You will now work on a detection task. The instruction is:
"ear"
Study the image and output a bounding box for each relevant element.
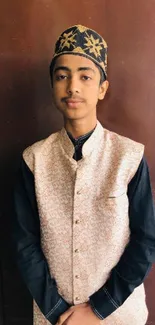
[98,80,109,100]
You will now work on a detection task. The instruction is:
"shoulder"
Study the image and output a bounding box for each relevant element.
[102,127,145,181]
[103,127,144,156]
[23,131,60,172]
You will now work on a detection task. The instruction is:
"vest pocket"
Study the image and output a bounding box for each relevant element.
[107,191,126,199]
[96,189,126,201]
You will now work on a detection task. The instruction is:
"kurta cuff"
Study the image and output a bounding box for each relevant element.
[89,285,118,320]
[46,297,70,324]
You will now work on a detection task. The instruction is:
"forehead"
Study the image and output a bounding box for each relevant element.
[54,54,98,71]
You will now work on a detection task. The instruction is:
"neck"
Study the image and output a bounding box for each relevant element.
[64,116,97,138]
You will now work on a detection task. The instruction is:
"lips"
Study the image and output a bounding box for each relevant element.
[65,99,83,104]
[64,98,84,108]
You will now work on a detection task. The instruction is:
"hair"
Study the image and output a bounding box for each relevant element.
[49,57,106,87]
[97,65,106,85]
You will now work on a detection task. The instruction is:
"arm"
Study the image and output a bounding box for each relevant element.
[89,157,155,320]
[12,158,70,324]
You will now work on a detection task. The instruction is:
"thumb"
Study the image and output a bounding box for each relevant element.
[62,312,73,325]
[56,309,73,325]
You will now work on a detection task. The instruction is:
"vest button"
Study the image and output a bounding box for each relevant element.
[75,297,80,301]
[74,249,79,253]
[75,275,80,279]
[75,219,80,224]
[77,190,82,195]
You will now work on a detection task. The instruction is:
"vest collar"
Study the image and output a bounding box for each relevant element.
[59,120,104,159]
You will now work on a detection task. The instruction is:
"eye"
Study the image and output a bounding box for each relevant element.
[81,75,92,81]
[55,74,68,81]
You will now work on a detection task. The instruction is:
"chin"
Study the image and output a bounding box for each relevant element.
[58,107,87,120]
[64,113,86,120]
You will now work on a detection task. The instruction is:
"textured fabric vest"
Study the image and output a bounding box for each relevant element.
[23,121,148,325]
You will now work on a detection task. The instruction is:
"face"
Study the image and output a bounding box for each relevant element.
[52,54,109,121]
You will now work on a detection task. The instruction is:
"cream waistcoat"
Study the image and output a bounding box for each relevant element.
[23,121,148,325]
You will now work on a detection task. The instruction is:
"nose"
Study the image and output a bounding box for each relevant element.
[66,77,80,96]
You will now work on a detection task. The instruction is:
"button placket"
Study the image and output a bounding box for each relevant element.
[76,189,82,195]
[72,168,84,304]
[75,296,80,302]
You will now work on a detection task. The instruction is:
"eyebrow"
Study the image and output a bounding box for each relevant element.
[54,66,95,74]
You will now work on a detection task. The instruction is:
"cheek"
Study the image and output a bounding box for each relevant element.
[86,85,99,102]
[88,82,99,92]
[53,85,63,101]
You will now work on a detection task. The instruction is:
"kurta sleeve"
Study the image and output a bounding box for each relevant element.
[12,158,70,324]
[89,157,155,320]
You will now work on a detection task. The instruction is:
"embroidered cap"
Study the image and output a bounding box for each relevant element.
[50,25,108,79]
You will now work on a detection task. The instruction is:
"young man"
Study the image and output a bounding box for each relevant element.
[13,25,155,325]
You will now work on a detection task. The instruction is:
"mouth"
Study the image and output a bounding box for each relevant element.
[65,99,83,103]
[64,99,84,107]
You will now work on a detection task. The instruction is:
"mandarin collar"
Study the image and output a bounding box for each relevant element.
[59,120,104,160]
[67,128,95,146]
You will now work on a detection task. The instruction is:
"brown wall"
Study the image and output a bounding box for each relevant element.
[0,1,155,324]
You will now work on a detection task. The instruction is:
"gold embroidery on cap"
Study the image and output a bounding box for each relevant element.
[60,31,77,50]
[51,25,108,77]
[72,46,85,54]
[105,53,108,65]
[84,34,103,58]
[77,25,88,33]
[102,39,108,49]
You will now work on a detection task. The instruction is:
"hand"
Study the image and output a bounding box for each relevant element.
[56,304,82,325]
[56,302,101,325]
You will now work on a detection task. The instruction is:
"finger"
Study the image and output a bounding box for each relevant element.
[61,312,73,325]
[56,310,73,325]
